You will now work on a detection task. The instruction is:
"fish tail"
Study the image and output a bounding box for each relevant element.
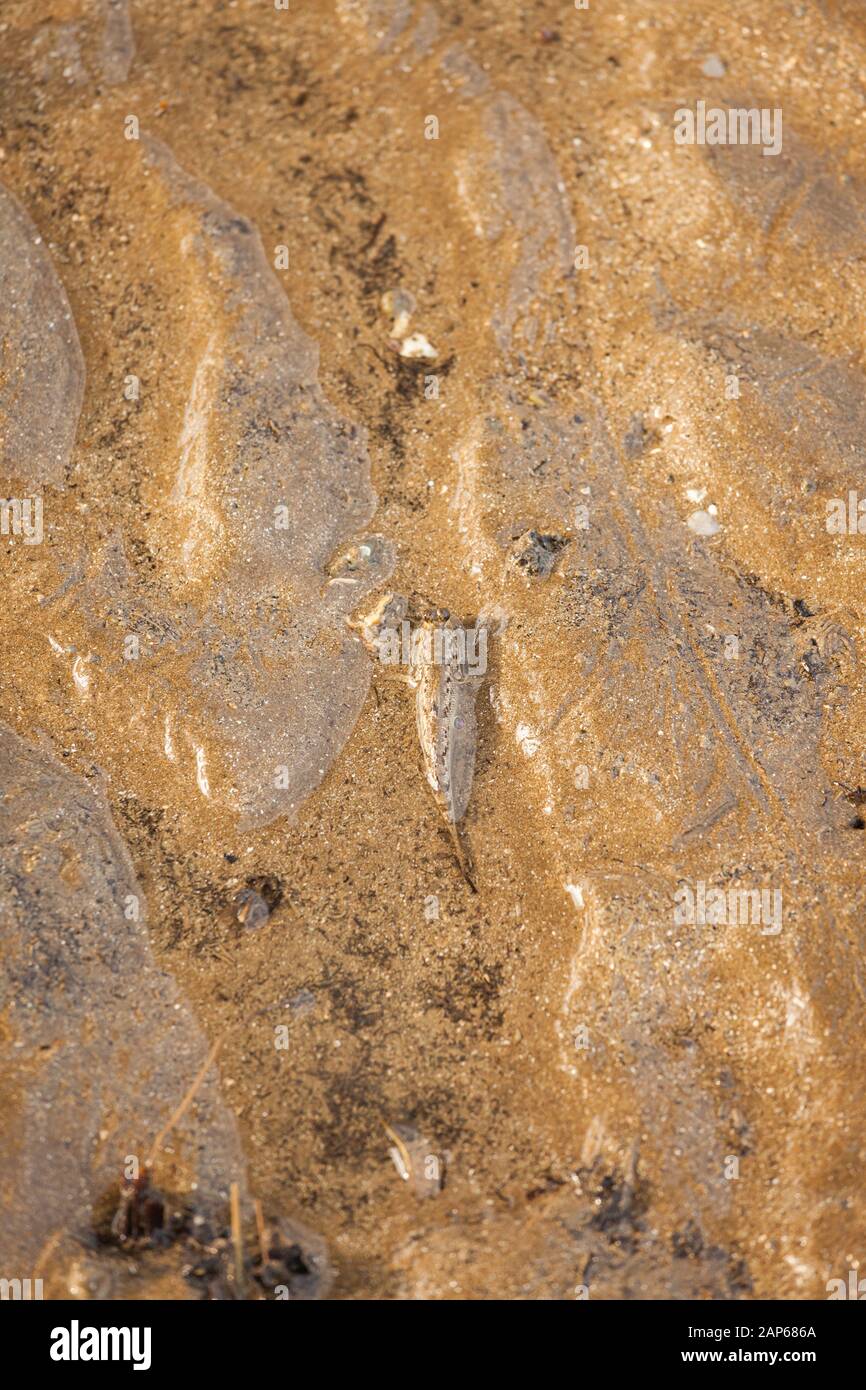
[448,821,477,893]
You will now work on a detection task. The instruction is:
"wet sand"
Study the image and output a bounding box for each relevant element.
[1,0,866,1299]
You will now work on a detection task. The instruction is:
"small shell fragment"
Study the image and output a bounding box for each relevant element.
[399,332,437,360]
[233,888,270,930]
[385,1122,445,1198]
[382,287,416,340]
[687,509,721,537]
[325,534,396,590]
[349,590,408,653]
[381,288,437,359]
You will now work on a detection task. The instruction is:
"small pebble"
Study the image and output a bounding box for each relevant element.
[701,54,726,78]
[234,888,270,930]
[687,509,721,537]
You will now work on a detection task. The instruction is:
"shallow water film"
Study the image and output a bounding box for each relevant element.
[1,0,866,1310]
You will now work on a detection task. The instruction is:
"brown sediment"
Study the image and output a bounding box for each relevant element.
[1,0,866,1300]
